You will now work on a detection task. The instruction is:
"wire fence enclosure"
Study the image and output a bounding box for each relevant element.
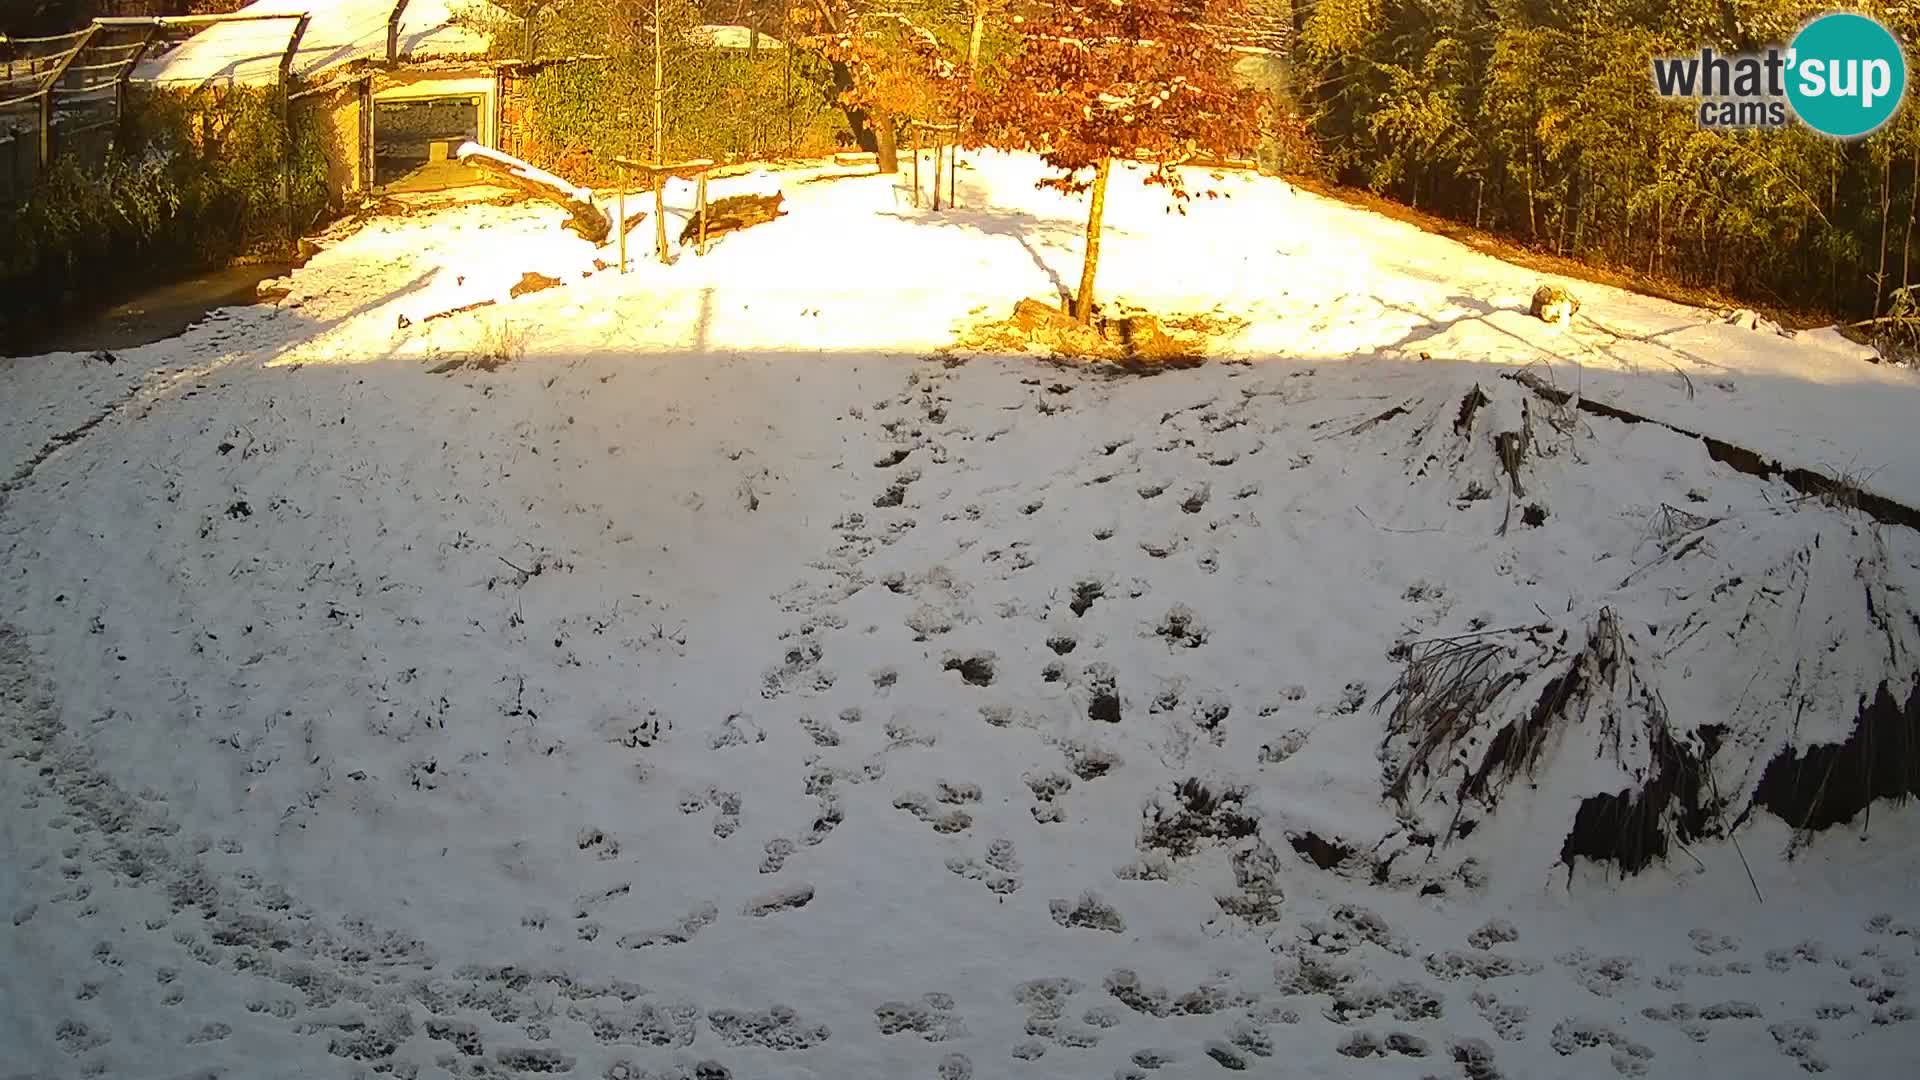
[0,11,330,350]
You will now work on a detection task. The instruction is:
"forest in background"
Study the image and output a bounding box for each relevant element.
[1295,0,1920,322]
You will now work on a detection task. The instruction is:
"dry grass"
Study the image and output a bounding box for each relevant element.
[952,299,1246,373]
[1377,633,1532,806]
[472,319,530,372]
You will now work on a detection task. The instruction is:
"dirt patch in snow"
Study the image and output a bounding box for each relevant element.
[951,299,1241,371]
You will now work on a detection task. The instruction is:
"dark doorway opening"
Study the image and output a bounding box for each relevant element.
[373,96,482,191]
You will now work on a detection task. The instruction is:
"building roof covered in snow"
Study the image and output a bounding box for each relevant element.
[134,0,497,89]
[686,24,785,52]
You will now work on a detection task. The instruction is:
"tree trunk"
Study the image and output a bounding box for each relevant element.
[1876,154,1892,316]
[1904,144,1917,291]
[875,112,898,174]
[652,0,665,164]
[1073,157,1112,324]
[969,4,987,71]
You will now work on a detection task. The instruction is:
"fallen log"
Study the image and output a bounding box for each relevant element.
[679,192,786,246]
[456,142,610,244]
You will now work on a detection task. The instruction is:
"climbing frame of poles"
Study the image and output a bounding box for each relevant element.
[0,10,317,253]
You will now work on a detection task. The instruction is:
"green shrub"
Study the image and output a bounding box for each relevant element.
[518,50,854,184]
[0,83,329,348]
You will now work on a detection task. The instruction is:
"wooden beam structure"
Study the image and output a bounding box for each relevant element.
[612,156,717,267]
[279,14,313,255]
[37,23,100,169]
[911,120,959,211]
[90,13,317,29]
[387,0,414,64]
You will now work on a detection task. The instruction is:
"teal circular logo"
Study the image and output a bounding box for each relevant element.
[1787,13,1908,138]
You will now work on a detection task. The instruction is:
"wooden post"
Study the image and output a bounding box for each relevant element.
[911,122,920,207]
[279,15,312,256]
[931,133,943,212]
[652,0,664,165]
[360,75,374,192]
[612,156,715,264]
[387,0,412,63]
[696,171,708,255]
[654,173,667,264]
[617,180,627,272]
[117,25,160,129]
[37,23,101,170]
[949,130,957,208]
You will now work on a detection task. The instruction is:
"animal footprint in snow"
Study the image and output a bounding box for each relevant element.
[885,717,937,748]
[941,651,996,686]
[186,1022,232,1045]
[874,992,965,1041]
[762,640,829,699]
[1550,1018,1654,1076]
[1258,729,1310,764]
[1450,1038,1505,1080]
[1204,1042,1248,1070]
[1337,1031,1430,1058]
[1469,919,1520,949]
[247,998,299,1020]
[705,791,743,838]
[1025,771,1074,823]
[1083,663,1121,724]
[55,1018,108,1053]
[1768,1021,1826,1072]
[948,838,1022,895]
[742,883,814,918]
[707,1004,830,1051]
[1058,738,1120,780]
[1690,927,1739,955]
[1472,990,1529,1042]
[874,468,920,508]
[709,714,765,749]
[1223,1019,1275,1059]
[672,788,739,834]
[1154,605,1208,649]
[1014,976,1101,1049]
[895,791,972,833]
[797,714,840,747]
[576,826,620,860]
[615,902,719,949]
[1425,949,1542,981]
[1556,949,1640,997]
[1049,891,1125,933]
[760,838,796,873]
[569,999,702,1048]
[496,1048,575,1073]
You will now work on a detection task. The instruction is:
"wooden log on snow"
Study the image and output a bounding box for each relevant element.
[679,192,787,246]
[455,142,611,244]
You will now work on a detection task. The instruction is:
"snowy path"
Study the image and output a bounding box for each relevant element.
[3,155,1918,1079]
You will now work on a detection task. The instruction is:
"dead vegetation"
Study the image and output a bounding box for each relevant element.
[429,319,531,375]
[1378,611,1727,873]
[952,298,1243,372]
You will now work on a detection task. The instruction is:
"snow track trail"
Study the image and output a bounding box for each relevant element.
[4,154,1918,1079]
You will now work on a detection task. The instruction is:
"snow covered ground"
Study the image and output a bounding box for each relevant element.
[2,153,1917,1080]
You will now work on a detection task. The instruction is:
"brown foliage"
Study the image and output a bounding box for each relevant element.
[974,0,1263,196]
